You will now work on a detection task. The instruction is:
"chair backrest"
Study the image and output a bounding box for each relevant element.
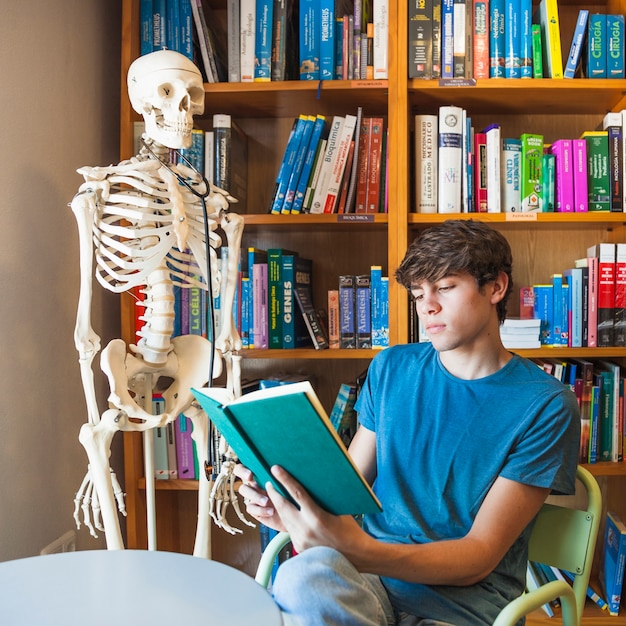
[528,465,602,622]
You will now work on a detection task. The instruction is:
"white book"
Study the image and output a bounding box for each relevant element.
[310,116,345,214]
[240,0,256,82]
[485,123,502,212]
[304,139,328,211]
[373,0,389,79]
[227,0,241,82]
[204,130,214,184]
[320,114,358,213]
[414,115,438,213]
[437,105,464,213]
[501,138,522,212]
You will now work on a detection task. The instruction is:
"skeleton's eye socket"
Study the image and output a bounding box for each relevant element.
[157,83,174,98]
[189,86,205,103]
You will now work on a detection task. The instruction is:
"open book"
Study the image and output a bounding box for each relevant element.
[191,381,382,515]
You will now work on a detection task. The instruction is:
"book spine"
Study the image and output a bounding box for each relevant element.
[339,275,356,348]
[489,0,505,77]
[608,14,626,78]
[533,284,553,344]
[373,0,389,79]
[504,0,521,78]
[473,0,489,78]
[572,138,589,212]
[603,112,623,213]
[294,288,329,349]
[408,0,434,78]
[320,0,335,79]
[531,23,543,77]
[615,243,626,346]
[303,138,328,212]
[175,414,196,479]
[323,114,358,213]
[431,0,442,77]
[438,105,464,213]
[267,249,283,348]
[254,0,273,81]
[140,0,153,54]
[587,256,599,347]
[342,106,363,213]
[280,254,295,348]
[601,513,626,616]
[166,421,178,478]
[240,0,256,82]
[542,152,555,211]
[473,131,488,212]
[441,0,454,77]
[355,117,373,213]
[167,0,181,54]
[327,289,340,348]
[593,243,616,347]
[564,268,583,347]
[282,116,316,214]
[538,0,564,78]
[550,139,575,212]
[485,123,502,213]
[519,0,532,77]
[414,115,438,213]
[227,0,241,81]
[564,9,588,78]
[501,138,521,212]
[310,116,345,213]
[356,274,372,348]
[586,13,607,78]
[582,131,611,211]
[292,115,327,214]
[270,0,286,81]
[240,276,251,348]
[453,0,467,77]
[520,133,544,211]
[299,0,320,79]
[365,117,385,213]
[213,113,232,192]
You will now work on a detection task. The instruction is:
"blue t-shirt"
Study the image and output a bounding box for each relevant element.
[355,342,580,625]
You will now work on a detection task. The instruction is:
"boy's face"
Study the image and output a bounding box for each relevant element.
[411,272,501,353]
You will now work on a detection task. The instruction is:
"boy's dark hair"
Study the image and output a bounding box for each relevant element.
[395,220,513,323]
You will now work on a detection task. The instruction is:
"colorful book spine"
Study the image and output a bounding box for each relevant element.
[581,131,611,212]
[602,112,623,212]
[373,0,389,79]
[542,152,555,211]
[533,0,563,78]
[531,23,543,77]
[473,0,489,78]
[240,0,256,82]
[473,131,488,212]
[608,14,626,78]
[564,9,589,78]
[152,395,169,479]
[339,274,356,348]
[175,414,196,479]
[323,114,358,214]
[615,243,626,346]
[320,0,335,79]
[240,276,251,348]
[589,242,616,347]
[550,139,574,212]
[414,115,439,213]
[140,0,153,54]
[551,273,568,346]
[453,0,468,77]
[572,138,589,212]
[533,284,553,345]
[438,105,464,213]
[484,123,502,213]
[365,117,385,213]
[441,0,455,77]
[408,0,434,78]
[281,115,316,214]
[489,0,505,77]
[299,0,320,79]
[253,0,273,80]
[267,248,283,349]
[291,115,327,214]
[270,116,306,214]
[519,0,532,77]
[355,274,372,348]
[564,267,583,347]
[501,138,521,212]
[504,0,521,78]
[252,257,269,349]
[327,289,340,349]
[520,133,544,211]
[586,13,607,78]
[600,511,626,616]
[280,254,296,348]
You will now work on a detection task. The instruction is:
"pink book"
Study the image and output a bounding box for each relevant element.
[253,261,269,348]
[572,139,589,212]
[587,256,598,347]
[175,414,196,479]
[549,139,574,212]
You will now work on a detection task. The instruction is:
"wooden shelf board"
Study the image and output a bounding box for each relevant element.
[243,213,388,231]
[408,79,626,115]
[240,348,379,360]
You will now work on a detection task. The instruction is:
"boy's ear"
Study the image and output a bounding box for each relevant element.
[490,271,509,304]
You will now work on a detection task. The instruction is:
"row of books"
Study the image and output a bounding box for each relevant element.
[528,512,626,617]
[270,109,387,215]
[409,0,625,81]
[141,0,388,83]
[413,105,626,214]
[533,356,625,464]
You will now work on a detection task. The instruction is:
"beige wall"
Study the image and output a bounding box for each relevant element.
[0,1,123,560]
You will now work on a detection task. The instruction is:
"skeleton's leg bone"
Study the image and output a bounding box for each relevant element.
[78,409,125,549]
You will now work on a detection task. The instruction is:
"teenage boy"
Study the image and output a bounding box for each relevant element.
[236,220,580,626]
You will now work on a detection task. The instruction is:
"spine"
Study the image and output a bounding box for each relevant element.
[520,133,544,212]
[281,254,296,348]
[607,14,625,79]
[320,0,336,79]
[414,115,439,213]
[585,13,607,78]
[373,0,389,79]
[504,0,521,78]
[292,115,328,214]
[281,116,316,214]
[322,114,358,213]
[484,123,502,213]
[441,0,454,77]
[299,0,320,79]
[572,138,589,212]
[240,0,256,82]
[563,9,588,78]
[365,117,385,213]
[550,139,575,212]
[328,289,340,349]
[615,243,626,346]
[310,116,345,213]
[437,105,464,213]
[519,0,532,77]
[489,0,505,77]
[408,0,434,78]
[227,0,241,80]
[453,0,467,77]
[339,275,356,348]
[254,0,273,81]
[472,0,489,78]
[356,275,372,348]
[501,138,521,212]
[473,131,488,212]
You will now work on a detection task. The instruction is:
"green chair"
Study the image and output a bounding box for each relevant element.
[254,466,602,626]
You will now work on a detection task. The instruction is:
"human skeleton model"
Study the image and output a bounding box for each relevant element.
[70,50,252,557]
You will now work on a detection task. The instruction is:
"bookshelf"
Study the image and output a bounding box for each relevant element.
[119,0,626,619]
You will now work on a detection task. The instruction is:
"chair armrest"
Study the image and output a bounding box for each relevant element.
[493,580,577,626]
[255,532,292,588]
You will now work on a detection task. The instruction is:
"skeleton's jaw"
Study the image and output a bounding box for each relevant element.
[144,109,193,150]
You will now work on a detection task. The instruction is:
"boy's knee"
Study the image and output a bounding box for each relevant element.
[274,546,347,593]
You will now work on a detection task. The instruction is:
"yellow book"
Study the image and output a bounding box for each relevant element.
[533,0,564,79]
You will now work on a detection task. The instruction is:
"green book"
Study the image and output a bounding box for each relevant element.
[191,381,382,515]
[581,131,611,212]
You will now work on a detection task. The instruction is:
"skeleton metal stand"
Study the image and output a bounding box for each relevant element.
[71,50,252,557]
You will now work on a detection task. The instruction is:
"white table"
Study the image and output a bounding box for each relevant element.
[0,549,283,625]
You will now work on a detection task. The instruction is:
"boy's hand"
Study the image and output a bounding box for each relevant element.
[234,464,286,532]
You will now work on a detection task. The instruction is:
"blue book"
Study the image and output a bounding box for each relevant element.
[166,0,181,53]
[140,0,153,55]
[607,14,625,78]
[441,0,454,77]
[356,275,372,348]
[564,267,583,347]
[240,276,251,348]
[339,275,356,348]
[519,0,533,77]
[179,0,194,59]
[586,13,607,78]
[282,116,316,214]
[254,0,273,80]
[601,511,626,616]
[533,284,553,345]
[320,0,335,79]
[299,0,320,79]
[152,0,167,51]
[292,115,328,214]
[564,9,589,78]
[552,274,569,346]
[270,116,307,214]
[334,16,344,78]
[504,0,521,78]
[489,0,505,77]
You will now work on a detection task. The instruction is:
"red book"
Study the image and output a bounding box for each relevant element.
[588,243,616,347]
[337,140,356,213]
[355,118,373,213]
[473,131,488,212]
[365,117,384,213]
[519,286,535,318]
[615,243,626,346]
[473,0,490,78]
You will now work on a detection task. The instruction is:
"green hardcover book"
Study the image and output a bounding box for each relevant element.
[581,131,611,211]
[531,23,543,78]
[542,152,555,211]
[191,381,382,515]
[267,248,284,349]
[520,133,544,211]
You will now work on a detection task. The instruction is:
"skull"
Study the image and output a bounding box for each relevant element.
[127,50,205,150]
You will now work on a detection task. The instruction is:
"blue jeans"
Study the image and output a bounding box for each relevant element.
[272,546,454,626]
